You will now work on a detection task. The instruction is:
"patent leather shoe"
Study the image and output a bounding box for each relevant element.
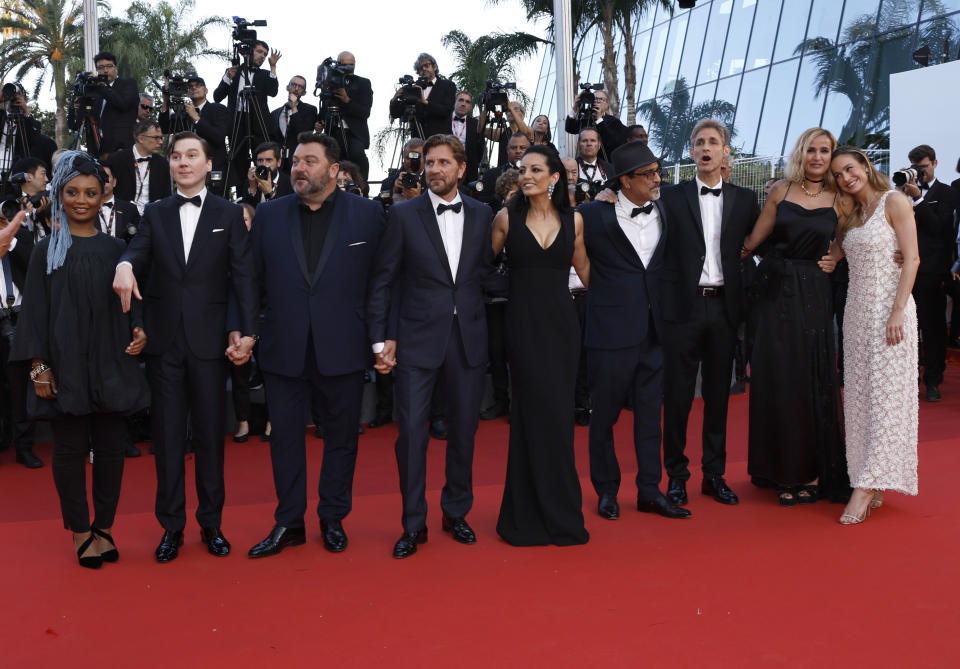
[320,519,348,553]
[637,493,692,519]
[248,525,306,558]
[15,448,42,469]
[200,527,231,556]
[392,528,428,558]
[702,475,739,505]
[428,418,448,440]
[441,516,476,544]
[155,530,184,563]
[667,478,688,506]
[597,494,620,519]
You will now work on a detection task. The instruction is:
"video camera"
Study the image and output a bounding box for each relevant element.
[577,83,604,126]
[315,57,354,99]
[231,16,267,67]
[159,71,194,115]
[1,82,27,114]
[340,179,362,196]
[71,71,109,100]
[396,74,429,106]
[1,172,30,220]
[480,79,516,110]
[892,165,925,188]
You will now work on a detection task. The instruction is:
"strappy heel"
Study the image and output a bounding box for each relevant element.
[870,490,884,509]
[76,533,103,569]
[91,526,119,563]
[797,484,820,504]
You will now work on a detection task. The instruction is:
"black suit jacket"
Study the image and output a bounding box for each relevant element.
[458,115,484,182]
[578,158,614,185]
[92,77,140,154]
[0,111,56,170]
[565,114,628,160]
[913,180,958,275]
[321,75,373,148]
[3,225,33,293]
[271,101,318,163]
[159,101,230,174]
[95,198,141,244]
[659,180,760,327]
[106,150,172,206]
[390,77,456,140]
[213,68,279,138]
[120,193,256,359]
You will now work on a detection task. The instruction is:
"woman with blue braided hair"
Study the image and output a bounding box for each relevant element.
[10,150,150,569]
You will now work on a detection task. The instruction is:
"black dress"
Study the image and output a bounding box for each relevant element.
[496,206,589,546]
[746,198,850,501]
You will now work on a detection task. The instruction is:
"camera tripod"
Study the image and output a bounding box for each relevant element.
[318,101,352,162]
[224,63,274,197]
[66,98,102,156]
[385,104,425,175]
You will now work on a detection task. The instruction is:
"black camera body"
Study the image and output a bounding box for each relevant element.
[481,79,516,110]
[0,305,20,345]
[401,172,421,189]
[340,180,362,196]
[254,165,271,181]
[396,75,424,106]
[577,83,604,126]
[315,57,354,100]
[573,180,594,204]
[1,81,27,114]
[162,70,193,115]
[231,16,267,66]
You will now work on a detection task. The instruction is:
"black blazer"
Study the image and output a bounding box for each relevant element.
[106,150,172,205]
[0,111,56,169]
[565,114,628,160]
[321,75,373,148]
[389,77,456,140]
[159,101,230,174]
[93,77,140,154]
[460,115,484,182]
[4,225,34,293]
[213,68,279,138]
[120,193,256,359]
[95,198,141,244]
[913,180,958,275]
[271,101,318,162]
[581,199,667,348]
[659,180,760,327]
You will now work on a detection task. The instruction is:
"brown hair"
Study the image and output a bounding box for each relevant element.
[423,134,466,166]
[831,146,891,234]
[908,144,936,164]
[170,131,211,159]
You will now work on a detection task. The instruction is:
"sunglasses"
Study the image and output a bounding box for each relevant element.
[140,104,153,111]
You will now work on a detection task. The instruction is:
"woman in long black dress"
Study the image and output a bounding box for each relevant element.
[491,145,590,546]
[11,151,150,568]
[740,128,850,506]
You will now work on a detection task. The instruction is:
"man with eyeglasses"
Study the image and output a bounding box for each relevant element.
[106,120,172,214]
[271,75,317,174]
[89,51,140,155]
[159,76,230,176]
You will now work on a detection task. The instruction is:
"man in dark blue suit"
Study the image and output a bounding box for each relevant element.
[246,133,385,557]
[581,141,690,522]
[367,134,494,559]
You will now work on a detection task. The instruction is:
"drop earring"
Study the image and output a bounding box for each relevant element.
[547,182,555,197]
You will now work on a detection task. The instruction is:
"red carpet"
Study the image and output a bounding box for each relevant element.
[2,367,959,668]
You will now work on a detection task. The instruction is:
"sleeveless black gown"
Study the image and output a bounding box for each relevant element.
[746,198,850,501]
[496,206,589,546]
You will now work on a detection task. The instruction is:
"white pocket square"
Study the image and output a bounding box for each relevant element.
[348,241,366,246]
[212,228,225,232]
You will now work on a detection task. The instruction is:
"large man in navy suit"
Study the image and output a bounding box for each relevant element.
[367,134,494,559]
[581,141,690,523]
[246,134,385,558]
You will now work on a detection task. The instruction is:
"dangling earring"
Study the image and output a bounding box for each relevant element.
[547,182,555,198]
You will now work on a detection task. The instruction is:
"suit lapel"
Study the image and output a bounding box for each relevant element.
[455,199,480,284]
[418,197,454,283]
[650,199,668,266]
[162,198,187,270]
[720,181,735,233]
[683,180,705,242]
[604,205,644,269]
[287,197,310,284]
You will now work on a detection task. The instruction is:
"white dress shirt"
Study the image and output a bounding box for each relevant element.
[579,159,606,184]
[451,112,467,145]
[100,196,117,237]
[428,189,464,282]
[132,145,151,215]
[616,190,661,267]
[912,178,940,206]
[0,249,22,307]
[222,70,277,113]
[696,176,724,286]
[177,187,207,261]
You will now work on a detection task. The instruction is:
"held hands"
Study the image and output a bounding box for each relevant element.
[225,331,255,366]
[113,263,141,313]
[374,340,397,374]
[886,309,906,346]
[126,327,147,356]
[892,249,904,267]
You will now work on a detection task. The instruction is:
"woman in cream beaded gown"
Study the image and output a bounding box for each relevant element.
[830,147,920,524]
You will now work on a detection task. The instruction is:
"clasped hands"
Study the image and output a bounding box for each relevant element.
[225,331,255,366]
[374,340,397,374]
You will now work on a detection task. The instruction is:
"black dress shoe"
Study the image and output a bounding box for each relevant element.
[428,418,448,440]
[393,528,428,558]
[926,384,942,402]
[155,530,184,563]
[479,402,509,421]
[574,408,591,426]
[124,443,142,457]
[367,415,393,428]
[15,448,42,469]
[597,494,620,520]
[441,516,476,544]
[200,527,231,557]
[320,519,348,553]
[248,525,306,558]
[702,476,739,505]
[637,493,692,519]
[667,478,688,506]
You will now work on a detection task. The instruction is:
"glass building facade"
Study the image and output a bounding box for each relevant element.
[532,0,960,162]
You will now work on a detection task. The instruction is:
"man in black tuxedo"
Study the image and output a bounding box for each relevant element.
[159,76,230,176]
[581,141,690,521]
[564,89,627,161]
[367,134,494,559]
[106,120,172,214]
[246,133,385,558]
[659,119,759,508]
[451,90,483,182]
[900,144,958,402]
[576,127,614,189]
[0,88,56,174]
[89,51,140,155]
[318,51,373,181]
[271,75,317,172]
[240,141,293,206]
[97,164,141,243]
[113,131,256,563]
[389,53,456,140]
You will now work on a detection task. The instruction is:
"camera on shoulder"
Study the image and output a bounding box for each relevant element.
[315,57,354,100]
[577,83,604,126]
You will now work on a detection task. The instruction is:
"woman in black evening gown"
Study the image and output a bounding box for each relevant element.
[491,145,590,546]
[11,152,150,568]
[740,128,850,505]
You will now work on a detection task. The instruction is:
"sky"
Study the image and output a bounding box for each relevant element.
[83,0,552,179]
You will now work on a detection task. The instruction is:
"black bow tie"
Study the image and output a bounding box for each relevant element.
[453,115,466,123]
[700,185,722,197]
[631,204,653,217]
[919,181,930,191]
[102,201,114,209]
[176,194,202,208]
[436,202,462,215]
[136,157,151,163]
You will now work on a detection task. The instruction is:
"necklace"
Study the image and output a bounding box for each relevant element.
[800,179,824,197]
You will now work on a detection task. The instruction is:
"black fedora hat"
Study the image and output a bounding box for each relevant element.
[610,141,659,178]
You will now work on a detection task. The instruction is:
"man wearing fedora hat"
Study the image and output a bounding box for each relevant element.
[580,140,690,521]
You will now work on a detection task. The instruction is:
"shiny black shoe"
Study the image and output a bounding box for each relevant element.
[597,494,620,520]
[367,414,393,428]
[702,476,739,505]
[393,528,428,558]
[428,418,448,440]
[124,443,142,457]
[926,384,942,402]
[320,519,348,553]
[637,493,692,519]
[479,402,509,421]
[666,478,688,506]
[441,516,476,544]
[15,448,42,469]
[247,525,306,558]
[155,530,184,563]
[91,526,119,563]
[200,527,231,557]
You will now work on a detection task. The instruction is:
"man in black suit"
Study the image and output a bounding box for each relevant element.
[0,88,56,174]
[89,51,140,155]
[451,90,483,182]
[900,144,958,402]
[367,134,494,559]
[564,89,627,161]
[8,158,51,234]
[581,141,690,522]
[113,131,256,563]
[576,127,614,189]
[97,164,141,243]
[107,120,172,214]
[240,141,293,206]
[271,75,317,173]
[389,53,456,140]
[318,51,373,181]
[160,76,230,176]
[659,119,759,508]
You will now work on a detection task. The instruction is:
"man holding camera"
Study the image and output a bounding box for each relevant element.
[272,75,317,173]
[160,76,230,177]
[9,158,51,236]
[380,137,426,205]
[899,144,958,402]
[88,52,140,155]
[241,141,292,206]
[317,52,373,182]
[389,53,456,140]
[0,85,56,174]
[107,120,172,215]
[564,88,627,160]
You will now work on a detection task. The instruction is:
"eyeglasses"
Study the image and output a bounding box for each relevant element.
[140,104,153,111]
[95,64,116,71]
[289,82,306,90]
[629,168,663,180]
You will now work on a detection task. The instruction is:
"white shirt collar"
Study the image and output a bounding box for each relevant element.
[696,175,723,191]
[427,188,462,211]
[617,190,652,214]
[176,187,208,206]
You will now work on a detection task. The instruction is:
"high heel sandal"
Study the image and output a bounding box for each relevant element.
[839,495,873,525]
[870,490,884,510]
[91,526,119,563]
[797,484,820,504]
[777,487,798,507]
[76,534,103,569]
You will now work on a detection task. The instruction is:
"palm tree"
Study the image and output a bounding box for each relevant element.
[638,76,736,162]
[441,29,543,103]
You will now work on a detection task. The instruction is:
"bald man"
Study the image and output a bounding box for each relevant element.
[320,50,373,180]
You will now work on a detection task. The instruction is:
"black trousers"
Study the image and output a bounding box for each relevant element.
[662,295,737,481]
[230,360,252,423]
[147,325,228,532]
[1,329,35,451]
[374,370,394,420]
[485,301,509,407]
[395,324,485,533]
[913,272,947,386]
[572,293,590,410]
[587,328,664,502]
[50,413,126,532]
[946,275,960,338]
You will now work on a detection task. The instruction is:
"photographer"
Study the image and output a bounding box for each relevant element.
[89,52,141,155]
[380,137,425,204]
[271,75,317,173]
[106,120,172,214]
[388,53,455,139]
[160,76,230,176]
[897,144,958,402]
[241,141,292,206]
[9,157,51,236]
[478,98,531,168]
[564,88,627,160]
[317,52,373,182]
[451,90,483,182]
[0,85,56,176]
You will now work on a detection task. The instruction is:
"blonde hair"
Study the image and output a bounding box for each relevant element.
[784,127,837,184]
[831,146,891,234]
